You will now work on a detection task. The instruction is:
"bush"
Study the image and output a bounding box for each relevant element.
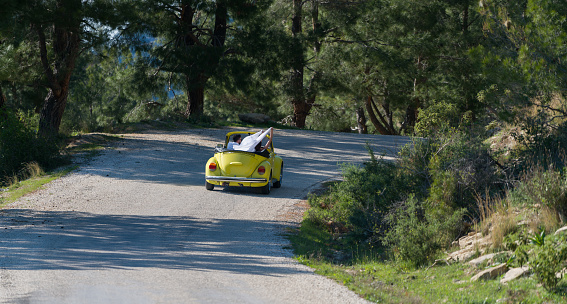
[0,109,61,184]
[515,120,567,174]
[398,130,501,212]
[305,131,501,266]
[507,230,567,290]
[530,234,567,291]
[507,167,567,223]
[306,146,405,245]
[383,195,466,267]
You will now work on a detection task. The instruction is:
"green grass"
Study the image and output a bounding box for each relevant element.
[0,166,77,207]
[1,132,117,208]
[287,219,567,303]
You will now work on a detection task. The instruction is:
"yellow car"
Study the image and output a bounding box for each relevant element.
[205,130,283,194]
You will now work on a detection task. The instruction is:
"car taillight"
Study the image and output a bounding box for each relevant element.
[258,166,265,175]
[209,162,217,171]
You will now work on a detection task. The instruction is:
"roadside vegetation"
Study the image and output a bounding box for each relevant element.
[288,121,567,303]
[2,1,567,302]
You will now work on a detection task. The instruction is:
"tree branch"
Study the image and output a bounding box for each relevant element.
[365,95,390,135]
[35,25,60,93]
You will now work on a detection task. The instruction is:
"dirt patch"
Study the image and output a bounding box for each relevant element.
[279,200,310,225]
[65,133,116,150]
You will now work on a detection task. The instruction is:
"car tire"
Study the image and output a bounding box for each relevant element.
[273,164,283,188]
[205,181,214,191]
[261,173,271,194]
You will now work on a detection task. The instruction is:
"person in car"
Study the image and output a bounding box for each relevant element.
[227,134,242,150]
[254,128,273,158]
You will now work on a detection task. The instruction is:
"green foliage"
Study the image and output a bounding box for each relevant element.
[414,101,459,138]
[530,234,567,291]
[0,109,61,185]
[383,195,466,267]
[306,147,404,245]
[507,167,567,220]
[318,0,487,135]
[478,0,567,129]
[118,0,283,121]
[399,130,500,212]
[515,122,567,174]
[0,0,133,136]
[305,98,357,132]
[507,229,567,291]
[63,47,184,134]
[305,131,500,267]
[531,229,547,246]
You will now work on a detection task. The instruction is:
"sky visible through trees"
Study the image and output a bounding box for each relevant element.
[0,0,565,137]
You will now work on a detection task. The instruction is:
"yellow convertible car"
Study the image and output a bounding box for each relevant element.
[205,129,283,194]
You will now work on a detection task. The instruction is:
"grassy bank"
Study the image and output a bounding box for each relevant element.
[288,218,567,303]
[286,126,567,303]
[0,133,119,208]
[0,166,77,208]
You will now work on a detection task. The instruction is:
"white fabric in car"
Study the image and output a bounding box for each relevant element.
[233,128,272,152]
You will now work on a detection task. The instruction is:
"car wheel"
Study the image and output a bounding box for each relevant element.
[273,164,283,188]
[205,181,214,191]
[261,173,272,194]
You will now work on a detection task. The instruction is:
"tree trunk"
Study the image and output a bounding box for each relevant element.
[289,0,322,128]
[292,98,310,128]
[462,1,469,37]
[0,85,5,109]
[213,1,227,48]
[35,10,80,138]
[356,106,367,134]
[0,85,6,120]
[399,105,418,134]
[399,56,425,135]
[185,77,205,118]
[181,1,227,119]
[365,95,398,135]
[311,0,321,54]
[365,96,390,135]
[38,90,69,138]
[290,0,305,127]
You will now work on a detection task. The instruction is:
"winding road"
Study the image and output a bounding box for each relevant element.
[0,128,410,303]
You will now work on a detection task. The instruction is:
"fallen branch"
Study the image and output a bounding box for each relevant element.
[425,259,450,271]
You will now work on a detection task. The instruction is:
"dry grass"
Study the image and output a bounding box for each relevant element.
[476,193,518,249]
[6,162,44,186]
[528,206,562,234]
[490,212,518,249]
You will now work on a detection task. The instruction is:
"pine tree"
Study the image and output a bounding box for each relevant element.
[478,0,567,125]
[0,0,128,137]
[124,0,275,120]
[319,0,486,135]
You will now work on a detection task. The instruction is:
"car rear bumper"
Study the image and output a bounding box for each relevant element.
[205,176,268,183]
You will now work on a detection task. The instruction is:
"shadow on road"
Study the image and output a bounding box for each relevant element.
[77,129,411,195]
[0,209,304,276]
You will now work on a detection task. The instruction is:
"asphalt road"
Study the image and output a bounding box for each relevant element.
[0,128,410,304]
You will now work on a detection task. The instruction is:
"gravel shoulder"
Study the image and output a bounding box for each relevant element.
[0,127,410,304]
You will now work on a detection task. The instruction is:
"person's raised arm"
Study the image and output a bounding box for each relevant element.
[263,127,273,150]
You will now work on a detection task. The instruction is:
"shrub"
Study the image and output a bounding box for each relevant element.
[530,234,567,291]
[398,130,501,212]
[0,109,61,185]
[306,147,405,245]
[514,121,567,173]
[305,131,500,266]
[507,167,567,223]
[507,230,567,291]
[383,195,467,267]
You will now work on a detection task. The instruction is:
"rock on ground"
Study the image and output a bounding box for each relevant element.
[501,267,531,284]
[471,264,508,282]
